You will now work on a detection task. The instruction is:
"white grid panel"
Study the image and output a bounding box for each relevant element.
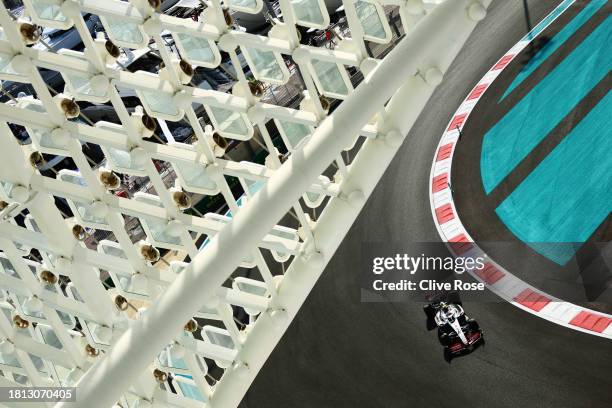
[0,0,474,406]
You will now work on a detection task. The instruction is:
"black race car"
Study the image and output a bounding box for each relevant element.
[424,292,484,362]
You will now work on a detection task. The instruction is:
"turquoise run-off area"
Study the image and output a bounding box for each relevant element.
[480,12,611,265]
[481,14,611,193]
[501,0,606,100]
[495,92,612,265]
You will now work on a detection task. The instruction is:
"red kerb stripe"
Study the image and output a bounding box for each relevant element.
[436,143,454,161]
[448,234,469,243]
[468,83,488,100]
[474,262,505,285]
[514,289,551,312]
[432,173,449,193]
[435,204,455,224]
[492,54,514,70]
[569,311,612,333]
[448,234,473,255]
[447,113,468,131]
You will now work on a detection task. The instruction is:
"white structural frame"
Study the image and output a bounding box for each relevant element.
[0,0,491,407]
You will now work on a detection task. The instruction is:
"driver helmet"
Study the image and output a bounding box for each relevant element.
[440,302,455,322]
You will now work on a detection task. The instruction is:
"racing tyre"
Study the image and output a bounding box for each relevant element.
[423,304,436,319]
[443,349,453,363]
[438,330,453,346]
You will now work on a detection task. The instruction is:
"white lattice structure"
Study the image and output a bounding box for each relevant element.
[0,0,489,406]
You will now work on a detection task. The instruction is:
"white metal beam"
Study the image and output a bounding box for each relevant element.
[61,1,490,406]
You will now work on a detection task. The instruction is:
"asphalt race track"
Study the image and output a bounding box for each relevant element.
[240,1,612,407]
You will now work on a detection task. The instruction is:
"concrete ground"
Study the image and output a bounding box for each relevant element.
[240,1,612,407]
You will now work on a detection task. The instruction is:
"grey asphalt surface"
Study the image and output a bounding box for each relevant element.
[240,1,612,407]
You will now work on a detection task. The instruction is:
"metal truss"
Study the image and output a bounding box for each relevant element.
[0,0,489,406]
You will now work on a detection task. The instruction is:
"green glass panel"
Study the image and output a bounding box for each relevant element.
[311,59,348,95]
[66,74,106,97]
[177,33,216,64]
[174,161,217,191]
[278,120,310,148]
[247,47,283,81]
[291,0,325,25]
[105,17,143,45]
[32,0,67,22]
[210,106,248,136]
[141,91,180,117]
[355,0,386,40]
[229,0,257,9]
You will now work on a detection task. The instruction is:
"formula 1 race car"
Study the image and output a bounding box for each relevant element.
[424,292,484,362]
